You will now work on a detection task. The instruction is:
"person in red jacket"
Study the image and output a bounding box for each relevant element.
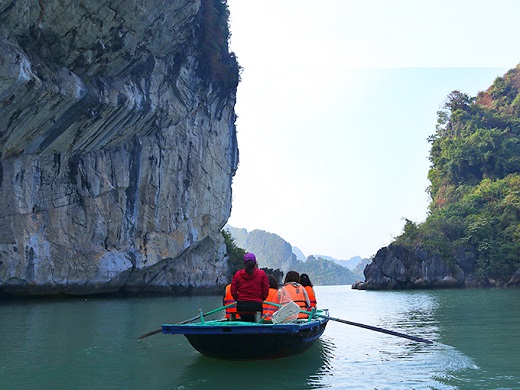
[231,252,269,322]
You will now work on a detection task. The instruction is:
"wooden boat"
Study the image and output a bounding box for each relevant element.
[161,307,329,361]
[142,300,433,353]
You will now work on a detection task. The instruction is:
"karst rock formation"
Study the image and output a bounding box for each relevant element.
[0,0,239,296]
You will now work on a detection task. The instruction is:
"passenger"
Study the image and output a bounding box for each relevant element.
[280,271,310,318]
[222,278,240,320]
[300,273,317,309]
[263,275,281,321]
[231,253,269,322]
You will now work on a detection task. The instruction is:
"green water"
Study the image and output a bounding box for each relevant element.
[1,286,519,389]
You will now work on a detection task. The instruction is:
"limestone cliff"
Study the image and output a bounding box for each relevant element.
[0,0,239,296]
[352,243,475,290]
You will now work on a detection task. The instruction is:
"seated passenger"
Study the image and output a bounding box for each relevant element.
[280,271,310,318]
[223,281,240,320]
[231,253,269,322]
[300,273,317,309]
[263,275,281,321]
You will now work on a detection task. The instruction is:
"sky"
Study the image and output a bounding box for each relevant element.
[225,0,519,260]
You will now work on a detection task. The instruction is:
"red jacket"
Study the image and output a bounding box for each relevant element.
[231,268,269,303]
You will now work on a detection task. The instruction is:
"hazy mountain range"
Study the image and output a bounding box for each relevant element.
[225,225,371,285]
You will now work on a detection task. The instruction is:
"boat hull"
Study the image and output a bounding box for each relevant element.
[162,316,328,360]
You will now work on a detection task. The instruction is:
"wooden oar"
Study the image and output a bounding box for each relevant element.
[137,303,235,340]
[313,313,433,344]
[265,301,433,344]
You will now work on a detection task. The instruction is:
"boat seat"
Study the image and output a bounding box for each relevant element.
[236,310,262,322]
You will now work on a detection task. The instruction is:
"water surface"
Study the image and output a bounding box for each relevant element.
[1,286,520,389]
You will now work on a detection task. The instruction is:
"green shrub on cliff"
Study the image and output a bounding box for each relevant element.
[222,229,245,275]
[395,65,520,283]
[198,0,240,97]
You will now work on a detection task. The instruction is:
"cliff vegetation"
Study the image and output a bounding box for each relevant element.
[387,65,520,287]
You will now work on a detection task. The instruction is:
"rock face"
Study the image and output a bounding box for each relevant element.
[352,244,476,290]
[0,0,239,295]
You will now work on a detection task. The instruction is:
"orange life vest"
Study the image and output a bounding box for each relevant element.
[304,285,317,308]
[223,284,240,319]
[281,282,310,318]
[262,288,280,320]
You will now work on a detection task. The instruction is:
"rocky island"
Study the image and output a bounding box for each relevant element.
[355,68,520,290]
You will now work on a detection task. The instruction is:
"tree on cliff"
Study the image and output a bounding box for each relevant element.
[394,64,520,285]
[222,229,245,276]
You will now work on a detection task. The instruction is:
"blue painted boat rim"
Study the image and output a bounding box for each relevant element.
[161,308,329,336]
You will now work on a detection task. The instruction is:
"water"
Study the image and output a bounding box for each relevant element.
[1,286,520,389]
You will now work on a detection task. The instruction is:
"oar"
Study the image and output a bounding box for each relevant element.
[313,313,433,344]
[265,301,433,344]
[137,303,235,340]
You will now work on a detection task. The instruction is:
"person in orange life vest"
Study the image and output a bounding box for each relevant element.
[222,273,240,320]
[300,273,317,309]
[262,275,281,321]
[280,271,310,318]
[231,253,269,322]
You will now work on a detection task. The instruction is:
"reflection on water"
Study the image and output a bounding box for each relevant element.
[313,286,519,389]
[307,337,336,388]
[172,337,335,390]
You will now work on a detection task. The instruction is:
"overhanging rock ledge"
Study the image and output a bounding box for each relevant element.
[0,0,239,296]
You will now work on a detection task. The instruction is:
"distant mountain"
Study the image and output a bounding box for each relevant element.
[337,256,362,270]
[353,258,372,278]
[225,226,249,244]
[292,246,307,261]
[296,256,360,285]
[224,225,298,272]
[308,255,369,280]
[313,254,336,262]
[310,255,363,271]
[224,225,364,285]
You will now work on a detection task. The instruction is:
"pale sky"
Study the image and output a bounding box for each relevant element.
[225,0,519,260]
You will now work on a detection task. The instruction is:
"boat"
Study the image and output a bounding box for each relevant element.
[161,304,329,360]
